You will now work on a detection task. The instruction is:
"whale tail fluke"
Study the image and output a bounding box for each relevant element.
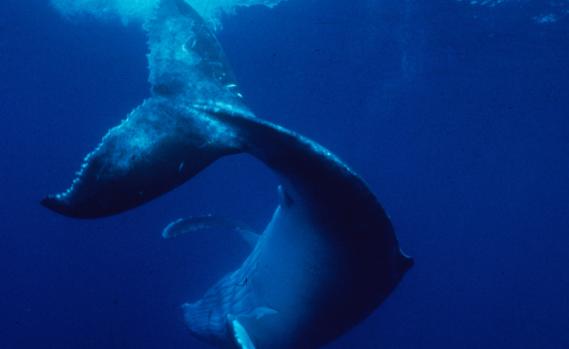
[40,98,247,218]
[42,0,252,218]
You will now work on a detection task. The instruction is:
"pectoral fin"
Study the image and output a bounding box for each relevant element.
[161,215,260,247]
[228,317,256,349]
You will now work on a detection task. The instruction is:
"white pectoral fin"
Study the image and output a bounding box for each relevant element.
[227,307,278,349]
[229,317,256,349]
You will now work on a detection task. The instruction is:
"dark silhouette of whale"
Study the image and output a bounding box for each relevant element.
[42,1,413,348]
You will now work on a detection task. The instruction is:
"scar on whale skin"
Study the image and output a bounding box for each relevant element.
[42,1,413,348]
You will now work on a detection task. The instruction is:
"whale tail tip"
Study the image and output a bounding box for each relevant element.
[41,195,72,217]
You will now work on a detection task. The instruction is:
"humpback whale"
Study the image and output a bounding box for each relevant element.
[42,1,413,348]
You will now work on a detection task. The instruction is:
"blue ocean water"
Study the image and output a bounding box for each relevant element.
[1,0,568,348]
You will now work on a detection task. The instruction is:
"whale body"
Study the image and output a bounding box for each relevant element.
[42,1,413,348]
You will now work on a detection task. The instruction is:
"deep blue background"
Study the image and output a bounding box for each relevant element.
[1,0,568,348]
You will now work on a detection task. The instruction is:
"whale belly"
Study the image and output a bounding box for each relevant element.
[239,204,396,348]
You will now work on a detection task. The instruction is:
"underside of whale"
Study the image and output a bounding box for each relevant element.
[42,1,413,348]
